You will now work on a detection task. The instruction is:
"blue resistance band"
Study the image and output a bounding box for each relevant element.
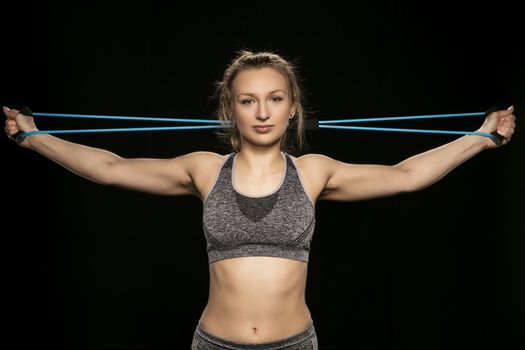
[12,106,504,145]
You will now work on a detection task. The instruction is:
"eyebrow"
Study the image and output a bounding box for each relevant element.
[237,89,287,98]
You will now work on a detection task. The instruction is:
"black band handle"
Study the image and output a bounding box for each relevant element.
[485,105,505,146]
[289,118,319,131]
[11,106,34,144]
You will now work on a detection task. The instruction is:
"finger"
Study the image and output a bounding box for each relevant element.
[499,120,514,130]
[498,129,514,141]
[492,106,514,118]
[6,123,18,133]
[499,119,514,127]
[500,121,515,129]
[500,115,515,123]
[498,106,514,116]
[5,126,14,137]
[3,106,11,118]
[4,107,21,120]
[498,126,513,134]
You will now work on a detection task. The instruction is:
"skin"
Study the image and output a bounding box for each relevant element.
[3,68,516,344]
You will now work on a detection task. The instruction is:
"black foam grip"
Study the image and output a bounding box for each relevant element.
[12,131,24,143]
[490,131,505,146]
[20,106,34,116]
[304,118,319,130]
[289,118,318,130]
[485,105,499,116]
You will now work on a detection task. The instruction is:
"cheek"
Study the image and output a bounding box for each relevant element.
[233,111,250,125]
[233,105,258,121]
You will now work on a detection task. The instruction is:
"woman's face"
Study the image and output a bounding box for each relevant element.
[231,67,295,149]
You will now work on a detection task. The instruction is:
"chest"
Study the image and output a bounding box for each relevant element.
[228,156,323,204]
[195,154,325,205]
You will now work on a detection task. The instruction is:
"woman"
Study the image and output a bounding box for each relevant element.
[4,50,516,349]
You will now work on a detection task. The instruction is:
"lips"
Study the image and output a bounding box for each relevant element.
[253,125,273,133]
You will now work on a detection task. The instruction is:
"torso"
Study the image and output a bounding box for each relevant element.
[191,152,327,344]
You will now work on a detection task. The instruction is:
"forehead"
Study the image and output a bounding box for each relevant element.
[232,67,288,93]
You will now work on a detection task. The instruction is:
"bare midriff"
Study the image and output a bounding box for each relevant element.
[198,256,312,344]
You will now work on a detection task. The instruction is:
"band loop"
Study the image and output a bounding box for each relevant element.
[11,106,503,145]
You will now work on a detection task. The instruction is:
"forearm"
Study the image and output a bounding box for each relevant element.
[27,133,122,184]
[397,135,490,192]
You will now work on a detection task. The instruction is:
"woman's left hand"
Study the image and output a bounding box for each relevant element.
[477,106,516,148]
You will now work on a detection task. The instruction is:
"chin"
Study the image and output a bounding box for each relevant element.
[243,136,283,148]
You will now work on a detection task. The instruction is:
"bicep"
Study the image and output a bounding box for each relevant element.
[319,158,410,201]
[104,153,196,196]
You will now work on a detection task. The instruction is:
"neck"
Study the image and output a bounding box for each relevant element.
[236,145,284,174]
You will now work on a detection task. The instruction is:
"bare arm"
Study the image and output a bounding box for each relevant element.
[4,106,198,196]
[319,106,516,201]
[26,134,200,196]
[399,134,490,191]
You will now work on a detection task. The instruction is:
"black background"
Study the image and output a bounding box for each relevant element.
[2,1,524,349]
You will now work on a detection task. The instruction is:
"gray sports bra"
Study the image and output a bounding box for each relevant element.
[202,151,316,264]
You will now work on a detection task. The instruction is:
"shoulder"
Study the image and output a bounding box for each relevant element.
[289,152,338,173]
[179,151,232,201]
[182,151,230,173]
[287,153,339,202]
[183,150,227,162]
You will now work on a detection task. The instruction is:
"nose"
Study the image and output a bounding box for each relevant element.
[256,101,270,120]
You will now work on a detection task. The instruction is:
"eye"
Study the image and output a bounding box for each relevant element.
[271,96,283,102]
[240,99,253,105]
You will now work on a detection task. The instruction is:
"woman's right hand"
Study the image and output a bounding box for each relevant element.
[3,106,39,149]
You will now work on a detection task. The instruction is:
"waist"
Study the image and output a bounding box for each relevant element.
[205,287,308,319]
[199,300,312,343]
[201,256,310,341]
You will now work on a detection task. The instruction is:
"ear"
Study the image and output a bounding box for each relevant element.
[290,106,297,118]
[226,106,234,120]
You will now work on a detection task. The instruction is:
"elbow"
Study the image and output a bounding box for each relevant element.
[395,164,419,193]
[95,171,113,186]
[399,168,435,194]
[95,160,118,186]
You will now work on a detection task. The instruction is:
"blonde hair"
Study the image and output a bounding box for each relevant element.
[212,50,311,155]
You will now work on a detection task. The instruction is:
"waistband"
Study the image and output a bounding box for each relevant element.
[195,319,315,349]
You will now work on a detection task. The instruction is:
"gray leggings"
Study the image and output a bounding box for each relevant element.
[191,319,318,349]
